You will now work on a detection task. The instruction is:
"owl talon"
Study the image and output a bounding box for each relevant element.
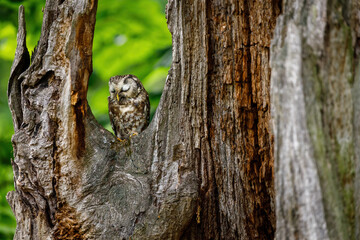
[117,137,126,143]
[129,132,138,138]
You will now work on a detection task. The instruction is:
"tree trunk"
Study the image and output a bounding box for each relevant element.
[7,0,280,239]
[8,0,360,239]
[10,0,360,239]
[166,0,281,238]
[271,0,360,239]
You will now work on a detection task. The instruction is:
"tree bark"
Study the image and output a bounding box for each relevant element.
[171,1,280,238]
[9,0,360,239]
[271,0,360,239]
[7,0,280,239]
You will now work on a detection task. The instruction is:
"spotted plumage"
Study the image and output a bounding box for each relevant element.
[108,74,150,140]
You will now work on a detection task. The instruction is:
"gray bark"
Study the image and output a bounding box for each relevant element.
[271,0,360,239]
[7,1,197,239]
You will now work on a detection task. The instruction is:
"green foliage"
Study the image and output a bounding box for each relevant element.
[0,0,171,238]
[90,0,171,130]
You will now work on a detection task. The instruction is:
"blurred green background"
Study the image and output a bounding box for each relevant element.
[0,0,171,238]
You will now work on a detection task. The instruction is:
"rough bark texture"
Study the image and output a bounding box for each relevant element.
[170,1,280,239]
[7,0,198,239]
[7,0,280,239]
[271,0,360,239]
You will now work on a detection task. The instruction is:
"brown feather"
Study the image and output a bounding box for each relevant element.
[108,75,150,139]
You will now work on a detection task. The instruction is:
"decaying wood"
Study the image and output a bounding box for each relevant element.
[271,0,359,239]
[7,0,198,239]
[6,0,281,239]
[8,5,29,131]
[169,1,280,238]
[4,1,184,239]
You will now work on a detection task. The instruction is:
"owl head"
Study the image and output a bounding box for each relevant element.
[109,74,142,102]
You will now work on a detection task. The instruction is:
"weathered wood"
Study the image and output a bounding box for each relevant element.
[271,0,359,239]
[7,1,198,239]
[168,0,280,238]
[7,0,281,239]
[8,5,29,130]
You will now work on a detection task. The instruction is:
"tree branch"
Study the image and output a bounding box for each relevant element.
[8,5,29,130]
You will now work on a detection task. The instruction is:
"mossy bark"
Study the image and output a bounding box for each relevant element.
[271,0,359,239]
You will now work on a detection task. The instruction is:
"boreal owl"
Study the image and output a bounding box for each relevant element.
[108,74,150,140]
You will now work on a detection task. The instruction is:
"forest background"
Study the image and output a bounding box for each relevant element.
[0,0,171,238]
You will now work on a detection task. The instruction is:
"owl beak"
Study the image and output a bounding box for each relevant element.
[116,93,120,102]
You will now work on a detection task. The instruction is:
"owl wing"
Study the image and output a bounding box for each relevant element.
[137,90,150,130]
[145,92,150,126]
[108,97,118,137]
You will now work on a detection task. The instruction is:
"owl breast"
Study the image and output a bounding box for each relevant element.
[108,96,149,140]
[119,105,135,113]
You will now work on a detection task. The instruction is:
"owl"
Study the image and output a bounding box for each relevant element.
[108,74,150,140]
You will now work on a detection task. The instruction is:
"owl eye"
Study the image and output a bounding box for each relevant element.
[121,85,130,92]
[110,89,115,93]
